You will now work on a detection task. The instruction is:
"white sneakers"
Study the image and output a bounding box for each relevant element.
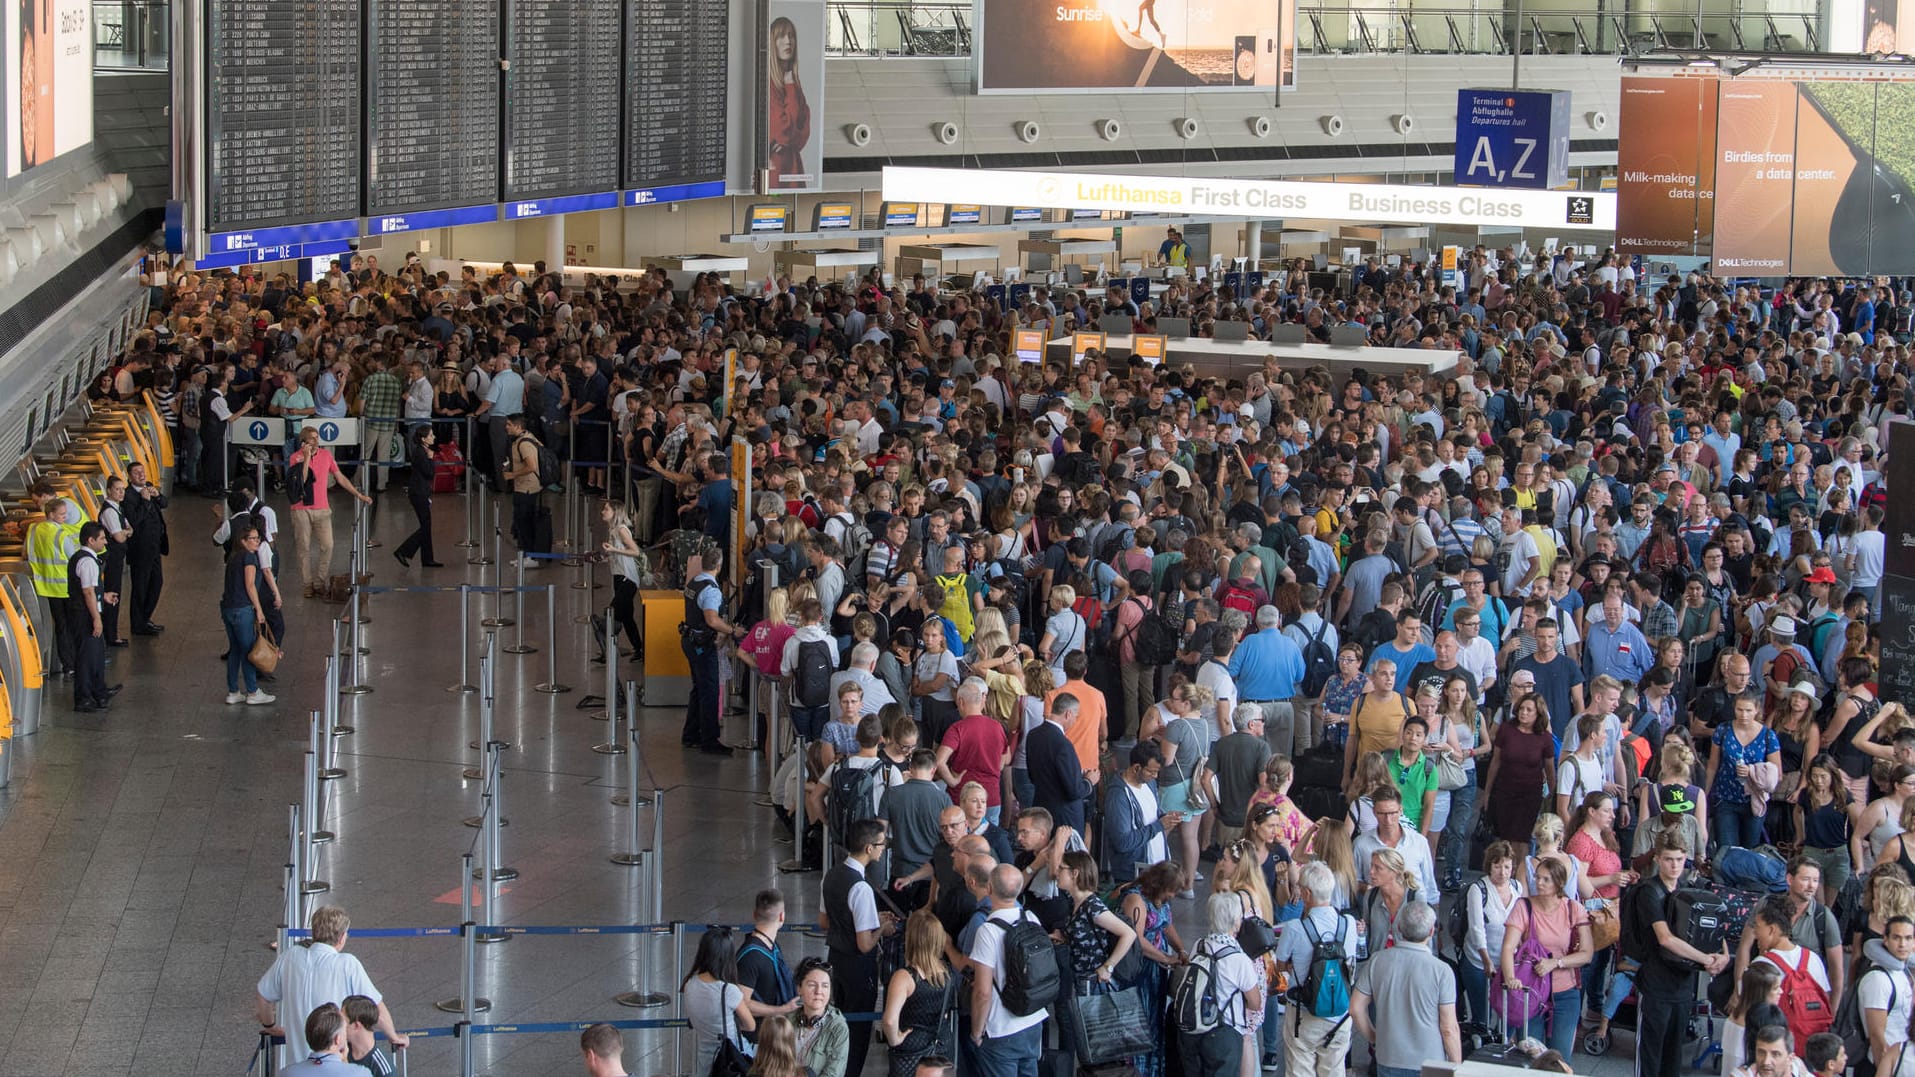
[226,691,244,704]
[228,690,276,705]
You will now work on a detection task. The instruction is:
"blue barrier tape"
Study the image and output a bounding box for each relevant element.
[286,927,457,938]
[521,552,574,561]
[569,461,613,468]
[470,1019,690,1036]
[352,584,547,595]
[489,924,675,937]
[393,1026,459,1040]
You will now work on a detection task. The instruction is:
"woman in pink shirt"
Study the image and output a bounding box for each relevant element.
[286,426,371,598]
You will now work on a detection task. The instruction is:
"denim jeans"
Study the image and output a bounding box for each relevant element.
[1523,986,1583,1058]
[223,607,258,693]
[1377,1066,1422,1077]
[973,1022,1042,1077]
[1458,958,1489,1028]
[1441,775,1480,882]
[1583,942,1614,1015]
[1711,800,1763,853]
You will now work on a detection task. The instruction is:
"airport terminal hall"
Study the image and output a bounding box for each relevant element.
[9,2,1915,1076]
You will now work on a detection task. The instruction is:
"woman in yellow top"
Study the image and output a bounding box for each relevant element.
[1344,660,1413,796]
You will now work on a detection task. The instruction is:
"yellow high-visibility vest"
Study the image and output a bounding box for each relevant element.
[27,520,79,599]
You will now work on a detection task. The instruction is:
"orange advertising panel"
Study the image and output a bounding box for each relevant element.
[1790,82,1915,277]
[1070,332,1106,365]
[1131,334,1167,364]
[1711,81,1797,275]
[1616,76,1717,257]
[1014,329,1046,363]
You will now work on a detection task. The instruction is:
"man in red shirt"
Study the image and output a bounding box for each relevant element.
[938,679,1010,823]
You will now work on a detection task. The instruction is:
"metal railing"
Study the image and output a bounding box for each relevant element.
[822,1,1821,58]
[93,0,169,70]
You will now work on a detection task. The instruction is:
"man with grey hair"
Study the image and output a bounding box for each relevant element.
[1211,702,1272,847]
[1272,863,1361,1077]
[1179,892,1265,1077]
[1352,900,1461,1077]
[938,679,1009,822]
[829,641,894,717]
[1229,604,1305,757]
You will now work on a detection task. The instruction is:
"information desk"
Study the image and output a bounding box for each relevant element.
[774,249,880,277]
[1340,225,1430,250]
[1019,238,1118,263]
[1042,334,1460,381]
[641,254,750,275]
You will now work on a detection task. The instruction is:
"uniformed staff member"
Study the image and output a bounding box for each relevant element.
[28,495,83,676]
[681,544,742,755]
[123,459,169,635]
[67,521,117,712]
[98,476,132,647]
[821,817,899,1077]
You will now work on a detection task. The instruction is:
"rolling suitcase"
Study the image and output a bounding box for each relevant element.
[1666,887,1733,970]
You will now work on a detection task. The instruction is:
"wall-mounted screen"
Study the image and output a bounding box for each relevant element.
[977,0,1295,93]
[947,204,983,225]
[815,202,856,229]
[1014,329,1046,362]
[883,202,920,227]
[6,0,93,176]
[748,204,791,233]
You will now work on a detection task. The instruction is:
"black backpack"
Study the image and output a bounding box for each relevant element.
[1125,599,1180,667]
[1835,959,1891,1066]
[995,909,1062,1017]
[1446,878,1487,959]
[793,639,834,708]
[519,434,561,489]
[1298,617,1337,698]
[1413,577,1461,645]
[827,762,881,846]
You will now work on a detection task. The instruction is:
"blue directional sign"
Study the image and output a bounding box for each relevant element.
[208,219,360,254]
[626,180,726,207]
[370,205,502,235]
[1454,89,1572,190]
[249,421,271,441]
[505,192,619,219]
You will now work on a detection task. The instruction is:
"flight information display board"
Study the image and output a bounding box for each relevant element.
[623,0,729,190]
[367,0,501,217]
[504,0,621,201]
[205,0,361,231]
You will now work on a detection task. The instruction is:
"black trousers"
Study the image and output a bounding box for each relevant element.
[682,640,721,747]
[69,621,105,705]
[47,599,73,673]
[611,575,641,655]
[396,491,434,562]
[828,945,880,1077]
[101,546,125,641]
[511,491,541,552]
[129,549,163,630]
[1635,992,1690,1077]
[1177,1025,1243,1077]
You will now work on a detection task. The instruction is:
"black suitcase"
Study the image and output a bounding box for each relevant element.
[1666,886,1732,970]
[1293,742,1343,790]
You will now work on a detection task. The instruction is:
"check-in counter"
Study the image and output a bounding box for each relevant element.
[640,589,691,706]
[1043,332,1461,381]
[0,572,40,744]
[774,249,880,279]
[895,243,1001,281]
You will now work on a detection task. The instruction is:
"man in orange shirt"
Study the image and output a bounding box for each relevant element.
[1045,652,1108,772]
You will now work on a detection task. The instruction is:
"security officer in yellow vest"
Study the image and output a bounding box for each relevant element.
[1157,227,1191,268]
[67,521,118,712]
[28,495,84,677]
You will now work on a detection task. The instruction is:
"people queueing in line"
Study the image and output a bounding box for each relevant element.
[138,246,1913,1075]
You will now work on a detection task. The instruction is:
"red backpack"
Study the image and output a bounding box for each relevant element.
[1218,584,1257,615]
[1766,946,1834,1055]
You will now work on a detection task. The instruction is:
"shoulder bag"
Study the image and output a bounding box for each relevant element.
[1434,714,1469,791]
[248,621,282,675]
[1489,897,1553,1024]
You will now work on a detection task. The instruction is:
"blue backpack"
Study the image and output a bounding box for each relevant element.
[1291,917,1352,1019]
[1714,846,1788,893]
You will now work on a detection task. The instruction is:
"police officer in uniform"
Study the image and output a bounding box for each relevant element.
[680,544,742,755]
[67,521,118,711]
[28,496,82,676]
[98,476,132,646]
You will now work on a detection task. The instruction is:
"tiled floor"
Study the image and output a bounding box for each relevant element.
[0,485,1653,1076]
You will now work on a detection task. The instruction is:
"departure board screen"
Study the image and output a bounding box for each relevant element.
[503,0,621,201]
[205,0,361,232]
[367,0,501,216]
[623,0,729,190]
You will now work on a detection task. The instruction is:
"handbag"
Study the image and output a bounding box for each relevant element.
[248,621,281,675]
[1070,984,1155,1064]
[1185,755,1212,810]
[1434,714,1471,791]
[708,984,753,1077]
[1233,890,1278,958]
[1489,898,1553,1024]
[1588,898,1620,951]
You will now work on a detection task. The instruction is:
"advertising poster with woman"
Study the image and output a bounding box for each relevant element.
[764,0,824,192]
[7,0,91,176]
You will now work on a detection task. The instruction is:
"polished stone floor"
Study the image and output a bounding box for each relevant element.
[0,485,1651,1077]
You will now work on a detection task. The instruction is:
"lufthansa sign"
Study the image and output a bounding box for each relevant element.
[882,166,1616,230]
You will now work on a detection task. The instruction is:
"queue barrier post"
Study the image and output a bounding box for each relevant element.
[295,795,328,896]
[448,584,476,693]
[435,852,493,1014]
[590,607,618,728]
[611,709,668,1006]
[359,487,379,550]
[467,492,493,567]
[317,702,345,781]
[483,740,518,884]
[673,920,687,1076]
[474,759,507,945]
[503,557,535,655]
[465,634,508,787]
[611,683,647,867]
[284,808,302,930]
[340,550,372,693]
[326,623,353,736]
[458,418,478,550]
[306,718,334,845]
[482,521,512,627]
[534,582,571,693]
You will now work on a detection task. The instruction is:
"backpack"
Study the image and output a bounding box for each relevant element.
[1171,937,1244,1035]
[827,762,882,846]
[995,909,1062,1017]
[287,454,318,507]
[1806,611,1841,657]
[1766,946,1835,1045]
[793,639,834,709]
[1095,525,1133,566]
[1714,846,1788,893]
[840,515,874,570]
[518,434,561,489]
[1446,878,1488,959]
[1413,577,1461,646]
[1836,961,1893,1066]
[1124,599,1181,667]
[1298,617,1337,698]
[1218,583,1257,615]
[1291,917,1353,1019]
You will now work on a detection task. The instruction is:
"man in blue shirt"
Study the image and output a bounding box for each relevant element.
[1228,606,1306,756]
[1368,613,1436,693]
[694,452,734,553]
[1584,592,1651,684]
[476,354,526,489]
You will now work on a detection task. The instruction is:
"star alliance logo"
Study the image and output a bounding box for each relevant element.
[1565,196,1594,225]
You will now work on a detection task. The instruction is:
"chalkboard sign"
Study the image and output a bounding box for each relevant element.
[1879,573,1915,704]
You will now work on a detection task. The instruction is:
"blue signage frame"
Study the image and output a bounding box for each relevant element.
[626,180,726,207]
[208,218,360,255]
[369,205,501,235]
[1453,88,1572,191]
[504,192,619,219]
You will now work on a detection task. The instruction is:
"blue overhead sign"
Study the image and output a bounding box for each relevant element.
[370,205,501,235]
[1453,89,1571,191]
[194,238,356,271]
[208,218,360,255]
[505,192,619,219]
[627,180,726,207]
